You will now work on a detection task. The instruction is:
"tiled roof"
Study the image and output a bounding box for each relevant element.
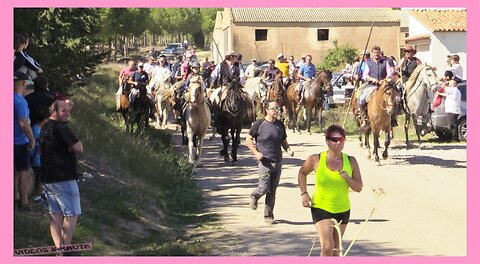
[410,9,466,32]
[230,8,399,23]
[404,34,431,42]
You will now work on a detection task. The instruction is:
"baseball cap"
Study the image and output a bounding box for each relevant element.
[277,53,284,59]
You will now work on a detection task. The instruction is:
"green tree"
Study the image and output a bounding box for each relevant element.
[14,8,107,92]
[319,40,358,72]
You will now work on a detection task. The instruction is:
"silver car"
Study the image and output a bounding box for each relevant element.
[431,82,467,141]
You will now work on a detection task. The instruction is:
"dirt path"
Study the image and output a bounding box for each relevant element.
[168,124,466,256]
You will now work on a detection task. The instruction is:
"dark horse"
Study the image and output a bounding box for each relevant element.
[286,70,332,134]
[218,81,246,163]
[266,75,288,119]
[363,79,398,164]
[128,83,150,134]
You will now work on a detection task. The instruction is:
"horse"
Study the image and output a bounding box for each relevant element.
[183,76,211,165]
[351,82,370,147]
[244,76,268,117]
[363,79,398,164]
[285,70,332,134]
[128,83,151,134]
[118,76,132,130]
[265,75,288,124]
[217,81,246,163]
[153,72,174,129]
[402,65,438,147]
[170,80,186,133]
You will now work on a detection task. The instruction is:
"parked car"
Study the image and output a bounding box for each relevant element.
[330,72,355,105]
[161,43,185,56]
[431,81,467,141]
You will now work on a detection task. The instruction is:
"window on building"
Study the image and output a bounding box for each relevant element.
[255,29,268,41]
[317,29,329,41]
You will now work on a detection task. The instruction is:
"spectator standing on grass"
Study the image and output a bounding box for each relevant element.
[40,100,83,254]
[30,107,50,207]
[14,71,35,211]
[25,76,55,126]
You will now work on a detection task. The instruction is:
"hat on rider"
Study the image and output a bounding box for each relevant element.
[277,53,284,59]
[191,61,200,68]
[137,62,144,67]
[404,45,416,54]
[226,50,238,57]
[14,71,29,81]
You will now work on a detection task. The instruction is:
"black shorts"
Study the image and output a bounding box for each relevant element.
[14,144,30,171]
[311,207,350,225]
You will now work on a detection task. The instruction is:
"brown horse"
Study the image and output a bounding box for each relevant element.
[286,70,332,134]
[266,74,287,121]
[364,79,398,164]
[118,76,132,130]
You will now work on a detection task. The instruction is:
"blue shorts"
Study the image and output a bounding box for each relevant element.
[43,180,82,217]
[14,144,30,171]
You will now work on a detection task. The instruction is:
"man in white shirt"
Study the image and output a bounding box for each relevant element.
[446,55,463,83]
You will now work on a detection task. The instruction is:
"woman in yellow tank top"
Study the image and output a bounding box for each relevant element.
[297,125,363,256]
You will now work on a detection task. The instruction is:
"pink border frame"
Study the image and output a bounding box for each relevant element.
[4,1,476,263]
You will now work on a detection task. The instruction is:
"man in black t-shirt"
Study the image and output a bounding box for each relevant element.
[25,76,55,126]
[246,100,294,224]
[40,100,83,253]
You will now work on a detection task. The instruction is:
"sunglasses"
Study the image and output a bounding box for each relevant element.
[327,136,345,143]
[268,106,281,111]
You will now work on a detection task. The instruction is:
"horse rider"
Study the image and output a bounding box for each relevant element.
[181,52,193,80]
[357,46,392,128]
[172,54,184,82]
[296,54,306,69]
[129,62,156,118]
[115,60,136,111]
[178,61,204,99]
[245,58,259,79]
[396,45,422,85]
[262,59,282,87]
[209,50,245,90]
[296,55,316,111]
[287,56,296,80]
[275,54,290,90]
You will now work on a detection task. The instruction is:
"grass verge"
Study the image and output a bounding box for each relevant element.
[14,63,223,256]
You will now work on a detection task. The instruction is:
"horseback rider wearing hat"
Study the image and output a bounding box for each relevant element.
[396,45,422,84]
[209,50,245,87]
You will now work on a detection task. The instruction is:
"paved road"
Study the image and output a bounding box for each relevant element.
[169,124,466,256]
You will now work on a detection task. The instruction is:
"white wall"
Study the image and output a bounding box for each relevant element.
[432,32,467,80]
[407,14,467,80]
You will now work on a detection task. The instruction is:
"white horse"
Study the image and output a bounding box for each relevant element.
[184,76,211,165]
[153,72,174,129]
[403,64,438,147]
[244,76,268,115]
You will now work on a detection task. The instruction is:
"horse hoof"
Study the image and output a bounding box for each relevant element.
[224,156,230,163]
[382,153,388,159]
